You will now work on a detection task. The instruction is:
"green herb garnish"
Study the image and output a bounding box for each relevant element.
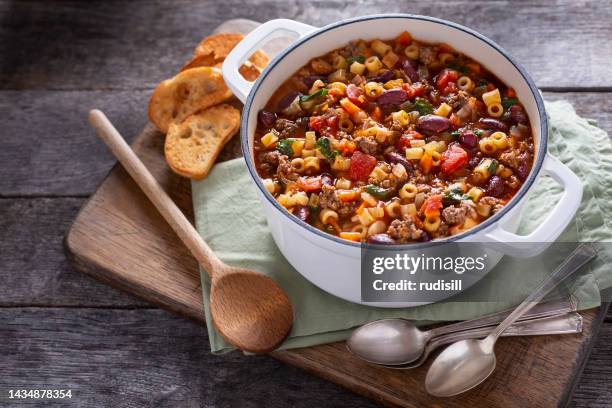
[447,61,469,73]
[450,130,460,138]
[276,138,298,157]
[443,187,472,204]
[347,55,366,65]
[300,88,328,102]
[365,184,394,199]
[414,97,433,115]
[487,159,499,176]
[474,129,485,137]
[315,137,340,160]
[501,96,519,109]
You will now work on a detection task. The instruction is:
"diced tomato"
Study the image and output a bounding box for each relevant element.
[396,130,424,151]
[402,83,425,99]
[442,81,458,95]
[436,69,460,91]
[297,176,322,192]
[310,113,339,135]
[325,113,339,135]
[507,87,516,97]
[396,31,412,45]
[309,115,325,131]
[346,84,367,107]
[421,194,443,217]
[395,135,412,151]
[348,151,377,181]
[440,143,469,174]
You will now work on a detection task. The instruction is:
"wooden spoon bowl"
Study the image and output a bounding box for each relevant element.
[89,109,293,353]
[211,269,293,352]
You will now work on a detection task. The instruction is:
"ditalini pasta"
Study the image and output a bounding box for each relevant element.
[254,30,534,244]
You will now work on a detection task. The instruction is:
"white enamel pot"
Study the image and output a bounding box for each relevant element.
[222,15,583,307]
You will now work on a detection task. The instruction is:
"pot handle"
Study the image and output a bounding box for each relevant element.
[482,153,582,258]
[222,19,316,103]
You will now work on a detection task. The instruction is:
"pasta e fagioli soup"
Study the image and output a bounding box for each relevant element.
[253,31,534,244]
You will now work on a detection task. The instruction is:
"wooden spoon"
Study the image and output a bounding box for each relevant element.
[88,109,293,353]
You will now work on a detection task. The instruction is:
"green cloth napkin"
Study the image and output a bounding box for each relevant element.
[192,100,612,354]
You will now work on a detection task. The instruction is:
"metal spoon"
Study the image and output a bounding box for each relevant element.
[346,297,576,366]
[425,244,597,397]
[381,312,582,370]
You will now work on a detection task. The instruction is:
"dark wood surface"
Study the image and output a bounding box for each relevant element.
[1,1,612,406]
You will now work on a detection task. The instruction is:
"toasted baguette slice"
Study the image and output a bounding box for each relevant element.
[164,104,240,179]
[181,32,269,79]
[148,67,232,133]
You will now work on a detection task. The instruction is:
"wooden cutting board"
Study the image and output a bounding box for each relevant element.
[64,19,609,408]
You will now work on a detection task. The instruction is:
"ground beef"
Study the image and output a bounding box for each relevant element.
[274,118,298,139]
[262,150,281,166]
[461,200,478,219]
[386,216,424,243]
[356,136,379,155]
[480,196,504,214]
[442,206,466,225]
[499,150,521,171]
[417,184,432,193]
[419,46,437,66]
[444,90,470,109]
[441,200,477,225]
[276,155,298,182]
[318,184,356,217]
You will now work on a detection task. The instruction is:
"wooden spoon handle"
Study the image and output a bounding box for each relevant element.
[88,109,222,277]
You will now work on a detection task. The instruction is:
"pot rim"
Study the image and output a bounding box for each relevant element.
[240,14,548,250]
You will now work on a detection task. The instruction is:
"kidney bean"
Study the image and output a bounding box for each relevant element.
[469,156,482,169]
[278,91,302,110]
[294,205,311,223]
[401,60,419,83]
[486,176,505,197]
[459,130,478,148]
[417,231,431,242]
[509,105,528,125]
[377,88,408,106]
[368,234,397,244]
[384,151,412,173]
[369,69,395,83]
[258,110,277,128]
[416,114,451,133]
[320,173,334,186]
[516,153,530,180]
[296,116,309,129]
[479,118,508,132]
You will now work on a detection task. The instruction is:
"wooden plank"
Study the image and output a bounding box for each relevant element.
[573,316,612,407]
[0,308,378,408]
[0,90,242,197]
[64,117,611,408]
[1,91,610,197]
[0,198,147,307]
[1,1,611,90]
[0,309,609,408]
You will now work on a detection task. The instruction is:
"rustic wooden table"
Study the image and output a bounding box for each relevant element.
[1,1,611,406]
